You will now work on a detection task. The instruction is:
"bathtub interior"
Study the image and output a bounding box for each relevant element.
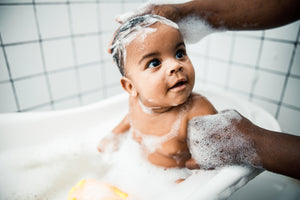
[0,89,298,200]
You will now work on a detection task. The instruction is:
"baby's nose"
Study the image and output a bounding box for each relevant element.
[168,61,183,75]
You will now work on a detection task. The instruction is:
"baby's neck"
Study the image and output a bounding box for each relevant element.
[138,100,173,114]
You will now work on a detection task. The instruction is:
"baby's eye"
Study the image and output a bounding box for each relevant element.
[147,59,161,68]
[175,49,186,59]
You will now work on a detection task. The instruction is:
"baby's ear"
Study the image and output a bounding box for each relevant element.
[120,77,137,97]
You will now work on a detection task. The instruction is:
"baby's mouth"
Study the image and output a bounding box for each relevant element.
[169,79,188,91]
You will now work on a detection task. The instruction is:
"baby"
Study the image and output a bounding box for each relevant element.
[99,14,217,169]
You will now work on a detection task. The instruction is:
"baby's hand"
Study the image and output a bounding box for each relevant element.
[97,133,122,153]
[187,110,262,170]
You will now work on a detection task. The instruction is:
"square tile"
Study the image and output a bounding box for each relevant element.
[78,64,103,92]
[282,77,300,108]
[36,5,71,39]
[232,36,261,66]
[99,3,122,32]
[43,38,74,71]
[278,106,300,134]
[29,105,52,112]
[207,33,232,61]
[259,40,294,73]
[5,43,44,79]
[0,48,9,82]
[74,35,101,65]
[0,6,38,44]
[105,84,124,97]
[206,59,229,86]
[237,30,263,38]
[81,90,104,106]
[48,70,78,100]
[252,71,285,101]
[186,38,208,56]
[191,57,207,81]
[54,98,80,110]
[101,31,114,61]
[0,82,18,113]
[0,0,32,3]
[104,61,121,86]
[265,21,300,41]
[14,76,50,110]
[228,65,256,93]
[70,3,98,34]
[251,98,278,117]
[290,45,300,76]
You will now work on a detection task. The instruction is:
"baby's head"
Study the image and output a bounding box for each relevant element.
[111,15,195,109]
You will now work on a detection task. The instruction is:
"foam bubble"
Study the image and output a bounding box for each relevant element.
[187,110,262,169]
[177,15,222,44]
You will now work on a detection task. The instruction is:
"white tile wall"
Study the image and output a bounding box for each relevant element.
[259,40,294,73]
[78,64,103,92]
[70,4,98,34]
[208,33,232,61]
[0,82,17,112]
[282,77,300,108]
[291,46,300,76]
[99,3,122,32]
[232,36,261,66]
[0,1,299,135]
[103,61,121,86]
[43,38,74,71]
[228,64,256,93]
[251,98,278,117]
[0,6,38,44]
[252,71,285,101]
[0,48,9,82]
[278,106,300,135]
[81,90,104,106]
[36,5,71,39]
[54,98,80,110]
[206,59,229,86]
[5,42,44,78]
[264,21,300,41]
[14,76,50,110]
[74,35,101,65]
[48,70,78,100]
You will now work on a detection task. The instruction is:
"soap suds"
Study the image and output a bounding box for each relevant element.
[132,102,189,153]
[177,15,222,44]
[187,110,262,169]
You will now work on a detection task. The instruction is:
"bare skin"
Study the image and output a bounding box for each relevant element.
[99,22,217,168]
[116,0,300,30]
[186,110,300,180]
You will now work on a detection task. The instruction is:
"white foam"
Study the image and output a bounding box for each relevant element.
[187,110,262,169]
[177,15,221,44]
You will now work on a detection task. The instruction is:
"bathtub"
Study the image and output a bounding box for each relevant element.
[0,89,299,200]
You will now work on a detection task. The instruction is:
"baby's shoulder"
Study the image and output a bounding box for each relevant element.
[187,93,217,120]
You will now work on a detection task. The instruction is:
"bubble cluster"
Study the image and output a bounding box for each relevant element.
[187,110,262,169]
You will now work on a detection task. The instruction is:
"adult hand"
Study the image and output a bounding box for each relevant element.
[187,110,261,170]
[187,109,300,179]
[115,3,183,24]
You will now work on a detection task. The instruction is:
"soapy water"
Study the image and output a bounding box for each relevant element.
[188,110,262,170]
[0,112,258,200]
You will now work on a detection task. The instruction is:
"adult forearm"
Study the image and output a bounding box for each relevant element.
[254,127,300,179]
[176,0,300,30]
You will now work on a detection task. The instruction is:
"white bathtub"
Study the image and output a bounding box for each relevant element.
[0,89,299,200]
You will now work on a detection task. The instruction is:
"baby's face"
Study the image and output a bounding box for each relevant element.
[124,22,195,108]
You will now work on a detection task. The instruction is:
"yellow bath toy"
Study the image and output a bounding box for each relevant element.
[67,179,128,200]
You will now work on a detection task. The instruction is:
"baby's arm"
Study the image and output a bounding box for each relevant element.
[112,114,131,134]
[97,114,130,152]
